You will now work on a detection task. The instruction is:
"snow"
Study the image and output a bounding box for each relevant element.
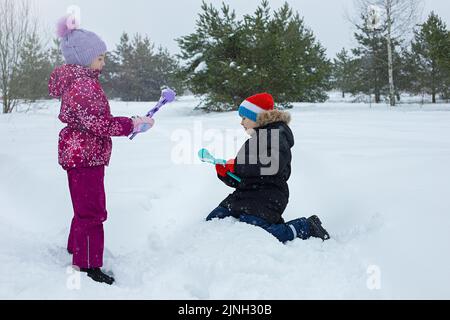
[1,95,450,299]
[327,90,450,105]
[367,5,384,31]
[192,52,203,61]
[194,61,208,74]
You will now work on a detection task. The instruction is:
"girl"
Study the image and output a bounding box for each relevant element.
[207,93,330,243]
[48,16,154,285]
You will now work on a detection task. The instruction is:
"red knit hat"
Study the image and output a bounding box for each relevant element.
[238,93,274,122]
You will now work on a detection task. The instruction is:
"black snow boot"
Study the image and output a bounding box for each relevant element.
[307,215,330,241]
[80,268,115,285]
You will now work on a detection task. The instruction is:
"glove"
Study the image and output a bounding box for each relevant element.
[132,116,155,134]
[215,159,235,178]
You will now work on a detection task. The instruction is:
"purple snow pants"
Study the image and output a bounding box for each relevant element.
[67,166,107,268]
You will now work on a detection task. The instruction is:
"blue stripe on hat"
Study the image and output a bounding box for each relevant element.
[238,106,258,122]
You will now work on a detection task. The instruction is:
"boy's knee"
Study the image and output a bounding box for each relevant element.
[206,207,232,221]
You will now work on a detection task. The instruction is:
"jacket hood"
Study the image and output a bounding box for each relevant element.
[256,110,294,148]
[257,110,291,127]
[48,64,100,98]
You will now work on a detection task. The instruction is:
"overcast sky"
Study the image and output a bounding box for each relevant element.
[36,0,450,58]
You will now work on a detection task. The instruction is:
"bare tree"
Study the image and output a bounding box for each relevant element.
[351,0,423,106]
[0,0,37,114]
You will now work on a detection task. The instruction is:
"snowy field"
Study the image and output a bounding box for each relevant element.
[1,95,450,299]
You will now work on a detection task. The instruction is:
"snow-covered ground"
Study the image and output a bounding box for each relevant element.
[327,90,450,105]
[1,96,450,299]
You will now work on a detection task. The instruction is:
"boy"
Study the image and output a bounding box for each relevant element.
[207,93,330,243]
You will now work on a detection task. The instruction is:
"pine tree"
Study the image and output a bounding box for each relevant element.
[332,48,356,98]
[102,33,134,100]
[103,33,182,101]
[177,1,244,111]
[351,14,402,103]
[439,31,450,101]
[153,46,184,97]
[395,47,416,101]
[129,34,157,101]
[254,2,331,105]
[410,12,449,103]
[10,33,52,101]
[177,0,331,111]
[49,38,64,68]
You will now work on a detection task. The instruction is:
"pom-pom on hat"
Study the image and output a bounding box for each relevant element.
[238,93,275,122]
[57,15,107,67]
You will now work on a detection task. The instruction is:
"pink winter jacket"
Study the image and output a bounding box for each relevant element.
[49,64,133,170]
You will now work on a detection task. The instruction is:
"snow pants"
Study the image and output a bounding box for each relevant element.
[67,166,107,268]
[206,206,310,243]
